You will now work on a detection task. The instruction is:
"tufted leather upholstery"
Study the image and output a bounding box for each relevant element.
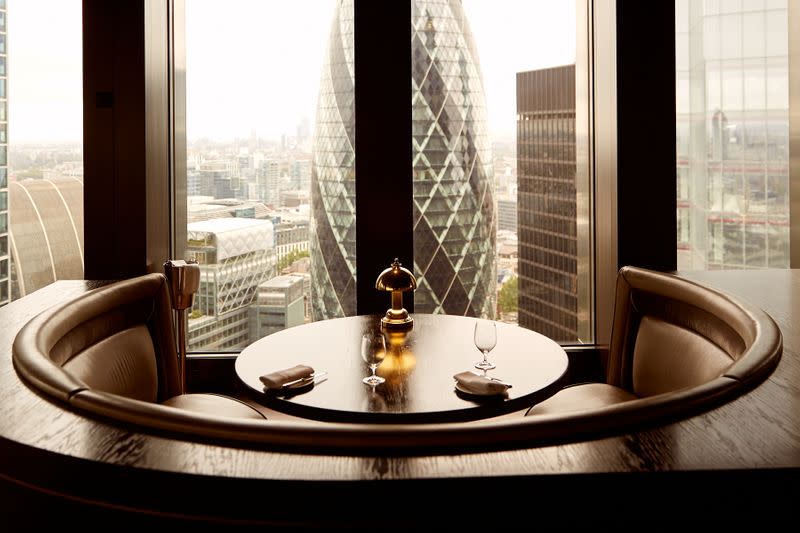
[13,273,264,421]
[527,266,781,416]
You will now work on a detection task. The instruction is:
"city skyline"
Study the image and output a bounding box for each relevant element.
[6,0,575,145]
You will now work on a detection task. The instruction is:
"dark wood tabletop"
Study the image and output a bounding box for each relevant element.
[1,270,799,526]
[235,314,569,423]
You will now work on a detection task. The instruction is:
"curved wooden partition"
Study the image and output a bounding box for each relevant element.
[1,272,798,527]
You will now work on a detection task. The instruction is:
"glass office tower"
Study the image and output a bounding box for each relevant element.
[516,65,578,343]
[310,0,496,320]
[309,0,355,320]
[676,0,790,269]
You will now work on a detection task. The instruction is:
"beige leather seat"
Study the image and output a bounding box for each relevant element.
[527,266,781,417]
[13,273,264,420]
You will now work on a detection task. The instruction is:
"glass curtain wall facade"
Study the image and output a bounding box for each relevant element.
[517,65,578,343]
[311,0,496,320]
[309,0,356,320]
[676,0,790,269]
[410,0,496,318]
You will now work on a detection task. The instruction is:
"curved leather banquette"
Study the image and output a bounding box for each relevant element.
[12,273,264,420]
[10,267,782,455]
[528,266,782,417]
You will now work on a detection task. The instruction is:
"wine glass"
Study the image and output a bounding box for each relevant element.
[361,332,386,386]
[473,320,497,371]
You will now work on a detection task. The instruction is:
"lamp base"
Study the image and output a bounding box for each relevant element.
[381,308,413,329]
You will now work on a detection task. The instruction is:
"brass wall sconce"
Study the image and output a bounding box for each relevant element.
[375,258,417,329]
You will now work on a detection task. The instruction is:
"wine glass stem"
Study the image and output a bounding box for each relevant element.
[482,350,488,364]
[371,364,377,377]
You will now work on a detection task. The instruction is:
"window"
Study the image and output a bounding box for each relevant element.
[184,0,339,351]
[410,0,588,344]
[2,0,83,307]
[180,0,593,353]
[178,0,593,351]
[676,0,790,270]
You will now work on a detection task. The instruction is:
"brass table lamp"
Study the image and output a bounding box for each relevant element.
[375,258,417,328]
[164,259,201,394]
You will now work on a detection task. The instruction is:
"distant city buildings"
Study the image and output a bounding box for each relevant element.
[257,158,280,206]
[183,144,312,348]
[274,220,309,263]
[186,217,276,351]
[516,65,578,343]
[290,158,311,191]
[496,194,517,233]
[188,196,272,223]
[253,274,306,338]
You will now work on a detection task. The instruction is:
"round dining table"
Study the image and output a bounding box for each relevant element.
[235,313,569,423]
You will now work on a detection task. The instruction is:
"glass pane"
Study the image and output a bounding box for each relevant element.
[675,0,789,270]
[411,1,586,345]
[3,0,84,307]
[184,0,341,351]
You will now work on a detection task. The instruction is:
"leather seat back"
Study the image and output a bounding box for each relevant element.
[608,266,758,397]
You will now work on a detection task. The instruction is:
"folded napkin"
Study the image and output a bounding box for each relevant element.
[453,371,510,396]
[260,364,315,390]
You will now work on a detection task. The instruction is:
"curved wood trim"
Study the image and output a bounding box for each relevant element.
[9,271,783,456]
[61,373,766,456]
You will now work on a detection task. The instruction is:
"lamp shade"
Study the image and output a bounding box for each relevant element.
[375,259,417,292]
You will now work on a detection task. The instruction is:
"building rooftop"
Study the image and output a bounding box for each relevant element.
[260,274,305,289]
[188,218,275,260]
[188,217,272,234]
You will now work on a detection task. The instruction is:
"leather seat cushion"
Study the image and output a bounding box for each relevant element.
[162,393,267,420]
[527,383,638,416]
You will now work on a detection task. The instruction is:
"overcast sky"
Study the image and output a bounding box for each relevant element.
[7,0,83,143]
[7,0,575,145]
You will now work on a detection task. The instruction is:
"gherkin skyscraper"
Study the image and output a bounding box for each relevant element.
[310,0,495,320]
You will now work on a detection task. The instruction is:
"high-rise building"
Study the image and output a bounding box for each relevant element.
[310,0,496,320]
[497,195,518,233]
[257,159,280,206]
[252,274,305,338]
[274,220,309,264]
[186,217,276,351]
[676,0,789,270]
[0,3,7,306]
[516,65,578,342]
[196,160,243,201]
[291,158,311,191]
